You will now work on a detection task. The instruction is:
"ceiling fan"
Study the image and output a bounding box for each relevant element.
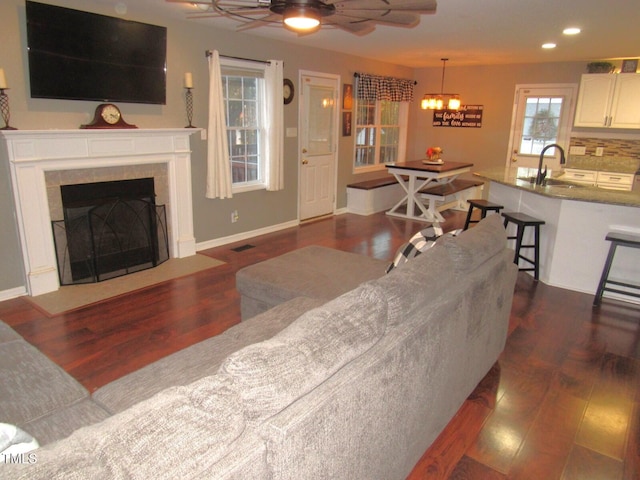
[166,0,437,35]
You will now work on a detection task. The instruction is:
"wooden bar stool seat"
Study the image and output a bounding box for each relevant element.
[463,199,504,230]
[593,232,640,306]
[501,212,545,280]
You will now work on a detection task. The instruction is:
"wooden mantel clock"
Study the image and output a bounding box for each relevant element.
[80,103,137,129]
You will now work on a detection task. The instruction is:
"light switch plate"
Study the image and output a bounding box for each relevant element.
[286,127,297,138]
[569,146,586,155]
[595,147,604,157]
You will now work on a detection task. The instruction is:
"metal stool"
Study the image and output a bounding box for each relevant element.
[593,232,640,306]
[463,199,504,230]
[501,212,545,280]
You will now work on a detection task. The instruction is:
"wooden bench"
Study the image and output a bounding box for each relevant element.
[346,176,406,216]
[419,179,484,214]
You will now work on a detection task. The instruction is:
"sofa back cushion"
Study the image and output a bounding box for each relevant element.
[439,214,507,272]
[220,283,387,423]
[1,375,256,480]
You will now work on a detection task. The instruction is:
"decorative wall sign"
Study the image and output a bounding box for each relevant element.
[342,84,353,110]
[342,111,352,136]
[433,105,483,128]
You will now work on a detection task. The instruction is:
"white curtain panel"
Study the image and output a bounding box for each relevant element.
[264,60,284,191]
[206,50,233,199]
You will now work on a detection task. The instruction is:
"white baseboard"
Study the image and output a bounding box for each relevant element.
[196,219,300,251]
[0,286,27,302]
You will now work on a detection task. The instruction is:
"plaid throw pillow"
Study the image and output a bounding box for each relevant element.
[386,225,462,273]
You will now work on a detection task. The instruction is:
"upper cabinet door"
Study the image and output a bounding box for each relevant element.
[609,74,640,128]
[573,74,616,128]
[574,73,640,129]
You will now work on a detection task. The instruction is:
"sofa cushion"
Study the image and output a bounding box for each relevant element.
[22,398,110,447]
[220,283,387,422]
[2,375,248,480]
[93,296,324,413]
[372,243,458,328]
[0,337,89,427]
[439,214,507,272]
[236,245,387,309]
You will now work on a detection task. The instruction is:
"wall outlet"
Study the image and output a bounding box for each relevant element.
[569,146,586,155]
[231,210,239,223]
[595,147,604,157]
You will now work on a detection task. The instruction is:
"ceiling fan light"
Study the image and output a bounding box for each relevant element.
[283,7,321,31]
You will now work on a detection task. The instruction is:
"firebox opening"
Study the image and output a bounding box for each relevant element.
[52,178,169,285]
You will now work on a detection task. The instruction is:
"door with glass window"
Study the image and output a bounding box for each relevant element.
[299,72,338,221]
[507,85,577,170]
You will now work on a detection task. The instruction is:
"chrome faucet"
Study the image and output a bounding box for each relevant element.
[536,143,566,185]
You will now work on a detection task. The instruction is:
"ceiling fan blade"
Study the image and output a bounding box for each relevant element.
[330,0,436,13]
[235,13,282,31]
[324,16,377,35]
[187,8,267,19]
[166,0,210,3]
[334,10,421,26]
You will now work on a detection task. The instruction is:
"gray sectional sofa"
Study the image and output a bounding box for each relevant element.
[0,214,517,479]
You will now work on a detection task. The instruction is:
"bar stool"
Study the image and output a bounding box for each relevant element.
[593,232,640,306]
[501,212,545,280]
[463,199,504,230]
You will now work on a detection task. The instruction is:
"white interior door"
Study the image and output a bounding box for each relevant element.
[299,72,338,221]
[506,84,577,172]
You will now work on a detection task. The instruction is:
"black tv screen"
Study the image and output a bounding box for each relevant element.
[26,1,167,105]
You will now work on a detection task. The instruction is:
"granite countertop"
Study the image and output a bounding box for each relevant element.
[474,167,640,208]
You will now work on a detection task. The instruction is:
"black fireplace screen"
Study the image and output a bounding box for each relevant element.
[52,178,169,285]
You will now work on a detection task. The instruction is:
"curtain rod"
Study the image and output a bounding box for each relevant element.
[205,50,271,65]
[353,72,417,85]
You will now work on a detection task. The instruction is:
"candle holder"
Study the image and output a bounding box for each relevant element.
[0,89,17,130]
[184,87,195,128]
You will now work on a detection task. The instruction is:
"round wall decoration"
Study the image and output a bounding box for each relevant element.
[283,78,294,105]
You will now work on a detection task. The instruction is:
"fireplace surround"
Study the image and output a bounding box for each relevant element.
[1,129,199,296]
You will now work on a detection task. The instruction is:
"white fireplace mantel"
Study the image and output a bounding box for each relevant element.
[1,129,199,296]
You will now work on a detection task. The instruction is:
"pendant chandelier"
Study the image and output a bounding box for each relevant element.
[421,58,461,111]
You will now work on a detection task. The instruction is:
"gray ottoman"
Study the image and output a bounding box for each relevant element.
[236,245,388,320]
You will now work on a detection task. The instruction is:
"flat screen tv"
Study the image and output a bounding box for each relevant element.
[26,1,167,105]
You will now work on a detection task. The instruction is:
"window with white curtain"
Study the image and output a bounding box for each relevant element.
[221,59,267,192]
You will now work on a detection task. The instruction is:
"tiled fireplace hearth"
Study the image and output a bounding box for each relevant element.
[1,129,199,296]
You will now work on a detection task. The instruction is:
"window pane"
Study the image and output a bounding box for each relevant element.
[380,101,400,125]
[228,100,243,127]
[519,96,562,155]
[228,77,243,100]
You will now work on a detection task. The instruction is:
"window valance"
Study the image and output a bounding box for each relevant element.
[355,73,415,102]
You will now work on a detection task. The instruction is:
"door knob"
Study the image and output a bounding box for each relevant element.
[302,148,308,153]
[302,159,309,165]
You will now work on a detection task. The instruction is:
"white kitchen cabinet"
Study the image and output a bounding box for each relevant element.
[573,73,640,129]
[562,168,634,191]
[596,171,634,191]
[562,168,597,185]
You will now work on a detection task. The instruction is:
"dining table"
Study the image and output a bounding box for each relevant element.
[385,159,474,222]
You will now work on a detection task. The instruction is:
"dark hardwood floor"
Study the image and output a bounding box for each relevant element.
[1,210,638,479]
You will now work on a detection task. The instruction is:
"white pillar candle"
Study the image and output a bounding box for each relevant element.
[0,69,7,89]
[184,72,193,89]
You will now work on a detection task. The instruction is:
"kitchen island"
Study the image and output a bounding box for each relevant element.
[474,167,640,303]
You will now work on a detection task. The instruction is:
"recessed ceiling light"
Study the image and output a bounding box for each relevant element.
[542,43,557,49]
[563,27,581,35]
